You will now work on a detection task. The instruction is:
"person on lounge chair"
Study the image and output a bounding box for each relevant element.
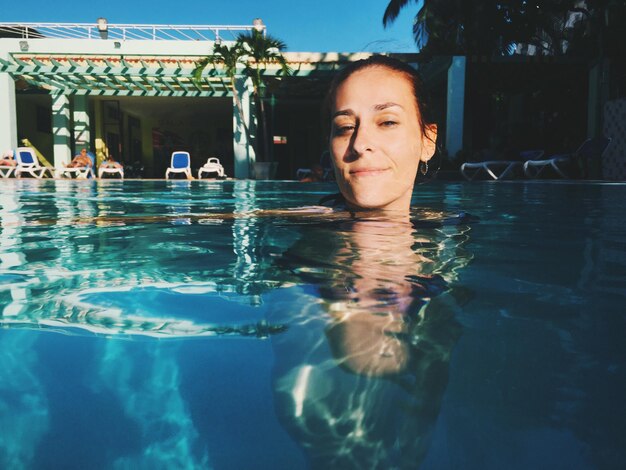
[0,149,16,167]
[299,164,324,182]
[66,148,92,168]
[99,154,123,170]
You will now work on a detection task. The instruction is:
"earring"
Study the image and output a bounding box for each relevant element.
[419,160,428,175]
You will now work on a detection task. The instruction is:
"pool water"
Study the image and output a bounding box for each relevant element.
[0,179,624,469]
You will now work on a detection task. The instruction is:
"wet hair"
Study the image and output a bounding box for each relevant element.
[326,55,434,139]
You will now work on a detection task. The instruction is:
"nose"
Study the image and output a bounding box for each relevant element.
[350,123,374,157]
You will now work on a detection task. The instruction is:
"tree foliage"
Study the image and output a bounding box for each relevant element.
[193,30,290,162]
[383,0,626,57]
[237,30,291,162]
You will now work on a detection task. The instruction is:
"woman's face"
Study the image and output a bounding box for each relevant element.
[330,66,436,212]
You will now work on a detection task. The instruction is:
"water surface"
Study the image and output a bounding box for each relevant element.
[0,179,624,469]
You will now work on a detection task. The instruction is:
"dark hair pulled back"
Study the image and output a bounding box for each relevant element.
[325,55,434,138]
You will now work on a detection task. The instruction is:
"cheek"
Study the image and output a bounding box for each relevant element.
[329,142,346,168]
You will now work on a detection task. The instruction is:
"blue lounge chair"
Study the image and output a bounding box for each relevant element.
[15,147,54,178]
[461,149,544,181]
[523,137,612,179]
[57,151,96,179]
[166,151,192,179]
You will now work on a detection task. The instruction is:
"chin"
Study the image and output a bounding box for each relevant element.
[350,193,396,211]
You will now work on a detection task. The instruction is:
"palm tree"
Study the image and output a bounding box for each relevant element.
[193,42,254,154]
[383,0,520,56]
[383,0,625,57]
[236,30,291,162]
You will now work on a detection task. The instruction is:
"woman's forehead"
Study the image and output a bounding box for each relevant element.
[333,67,415,109]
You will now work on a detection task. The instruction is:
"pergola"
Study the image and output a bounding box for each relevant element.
[0,54,231,97]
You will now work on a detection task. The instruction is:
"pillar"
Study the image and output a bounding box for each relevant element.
[0,72,17,152]
[233,77,256,179]
[141,117,155,177]
[73,95,90,153]
[587,58,610,138]
[446,56,466,160]
[51,91,72,167]
[93,100,108,166]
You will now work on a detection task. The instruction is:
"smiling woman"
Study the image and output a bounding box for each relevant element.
[327,55,437,212]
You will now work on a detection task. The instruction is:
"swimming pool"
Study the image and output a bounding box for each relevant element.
[0,179,624,469]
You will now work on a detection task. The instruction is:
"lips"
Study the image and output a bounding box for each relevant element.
[350,168,389,176]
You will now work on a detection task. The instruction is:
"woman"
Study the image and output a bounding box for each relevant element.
[266,56,475,469]
[327,55,438,212]
[270,211,470,469]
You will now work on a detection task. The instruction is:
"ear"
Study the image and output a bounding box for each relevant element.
[421,124,437,162]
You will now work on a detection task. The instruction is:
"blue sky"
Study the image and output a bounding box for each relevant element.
[2,0,421,53]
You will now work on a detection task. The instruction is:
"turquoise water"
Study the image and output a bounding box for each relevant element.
[0,179,624,469]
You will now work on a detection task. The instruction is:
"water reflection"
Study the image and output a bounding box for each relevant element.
[0,180,278,337]
[271,213,472,469]
[0,180,475,468]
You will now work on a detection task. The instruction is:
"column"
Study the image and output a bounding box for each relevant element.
[587,58,610,138]
[141,117,155,177]
[73,95,90,153]
[0,72,17,152]
[233,77,256,179]
[446,56,466,160]
[93,100,108,166]
[52,91,72,167]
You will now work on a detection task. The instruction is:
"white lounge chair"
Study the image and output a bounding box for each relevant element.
[56,152,96,179]
[460,150,544,181]
[198,157,225,179]
[0,166,14,178]
[15,147,54,178]
[523,137,612,179]
[98,164,124,179]
[165,151,192,179]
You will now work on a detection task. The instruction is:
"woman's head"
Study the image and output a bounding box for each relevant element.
[327,55,437,212]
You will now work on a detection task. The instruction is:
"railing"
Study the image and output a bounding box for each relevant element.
[0,22,266,42]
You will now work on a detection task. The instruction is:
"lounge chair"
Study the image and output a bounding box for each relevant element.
[461,149,544,181]
[0,166,14,178]
[15,147,54,178]
[198,157,225,179]
[98,163,124,179]
[56,151,96,179]
[165,151,192,179]
[523,137,612,179]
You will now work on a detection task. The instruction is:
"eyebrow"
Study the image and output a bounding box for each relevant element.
[374,102,403,111]
[332,109,354,119]
[332,102,403,119]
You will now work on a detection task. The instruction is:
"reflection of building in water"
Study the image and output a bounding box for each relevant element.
[578,185,626,297]
[0,182,50,469]
[269,216,473,469]
[0,180,283,338]
[0,180,27,317]
[232,180,264,301]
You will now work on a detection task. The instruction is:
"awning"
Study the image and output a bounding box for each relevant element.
[0,54,232,97]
